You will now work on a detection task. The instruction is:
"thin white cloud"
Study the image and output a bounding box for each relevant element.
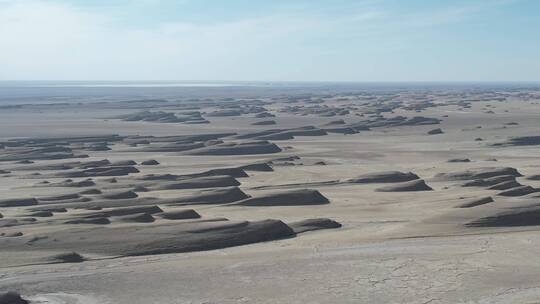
[0,0,536,81]
[0,0,386,80]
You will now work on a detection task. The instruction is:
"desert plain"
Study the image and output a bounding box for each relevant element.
[1,84,540,303]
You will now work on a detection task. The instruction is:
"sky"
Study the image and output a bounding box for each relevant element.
[0,0,539,82]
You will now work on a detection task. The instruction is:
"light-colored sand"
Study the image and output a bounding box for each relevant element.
[2,87,540,303]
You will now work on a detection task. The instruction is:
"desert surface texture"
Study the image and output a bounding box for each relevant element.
[2,83,540,303]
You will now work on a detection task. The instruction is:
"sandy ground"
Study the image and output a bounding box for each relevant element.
[1,87,540,303]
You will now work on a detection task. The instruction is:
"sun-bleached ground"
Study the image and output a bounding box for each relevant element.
[2,87,540,303]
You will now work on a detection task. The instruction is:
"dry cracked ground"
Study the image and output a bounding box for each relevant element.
[2,86,540,303]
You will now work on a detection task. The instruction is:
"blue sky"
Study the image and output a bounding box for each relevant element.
[0,0,539,81]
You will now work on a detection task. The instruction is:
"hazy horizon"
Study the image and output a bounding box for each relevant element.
[1,79,539,106]
[2,80,540,85]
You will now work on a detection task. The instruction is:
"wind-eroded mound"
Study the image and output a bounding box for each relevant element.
[2,231,23,237]
[0,292,29,304]
[0,219,21,228]
[322,127,358,134]
[86,205,163,218]
[141,159,159,165]
[182,141,281,155]
[47,252,86,263]
[168,187,250,205]
[434,167,522,181]
[448,158,470,163]
[255,112,275,118]
[487,180,522,190]
[462,175,517,187]
[456,197,494,208]
[140,167,248,182]
[497,186,537,197]
[324,119,346,126]
[466,207,540,227]
[151,176,240,190]
[190,168,248,178]
[239,163,274,172]
[101,190,138,200]
[289,218,342,233]
[53,166,140,178]
[111,213,155,223]
[235,189,329,206]
[0,198,38,208]
[492,136,540,146]
[235,126,328,141]
[111,160,137,166]
[427,128,443,135]
[65,217,110,225]
[252,120,276,125]
[346,171,419,184]
[38,187,250,210]
[156,209,201,220]
[113,110,205,124]
[206,109,243,117]
[7,219,296,256]
[42,179,96,187]
[24,211,53,217]
[348,116,440,129]
[29,207,67,213]
[38,193,81,202]
[9,159,110,171]
[0,150,82,162]
[126,142,205,153]
[256,127,327,140]
[375,179,433,192]
[80,188,102,195]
